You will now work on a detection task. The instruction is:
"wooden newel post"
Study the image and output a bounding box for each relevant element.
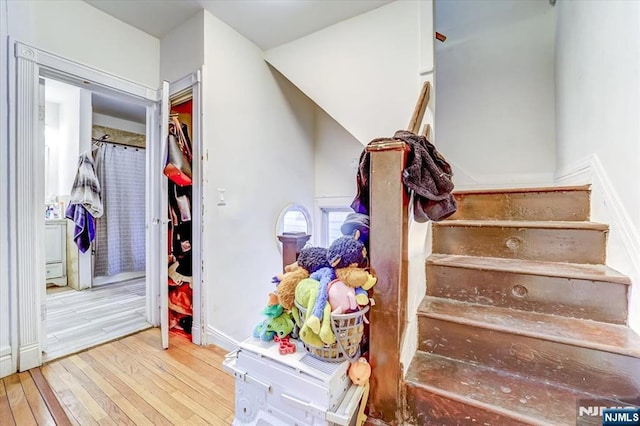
[367,140,410,425]
[277,232,311,271]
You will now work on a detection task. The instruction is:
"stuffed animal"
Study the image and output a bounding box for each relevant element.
[348,357,372,385]
[305,267,335,335]
[327,279,357,314]
[328,233,377,305]
[273,246,331,310]
[294,277,335,346]
[253,311,294,341]
[327,232,368,269]
[306,234,376,332]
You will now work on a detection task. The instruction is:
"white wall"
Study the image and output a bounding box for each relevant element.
[265,1,421,146]
[160,10,205,83]
[555,0,640,331]
[92,113,146,135]
[6,1,159,88]
[201,11,316,347]
[435,2,556,188]
[314,106,363,198]
[1,0,14,378]
[44,79,81,198]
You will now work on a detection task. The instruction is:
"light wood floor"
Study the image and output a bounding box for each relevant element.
[2,328,236,425]
[45,279,151,361]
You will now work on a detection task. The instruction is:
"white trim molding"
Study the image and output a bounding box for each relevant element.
[0,346,13,379]
[207,326,238,352]
[556,154,640,332]
[15,42,157,102]
[555,154,640,277]
[11,40,163,371]
[554,155,592,185]
[15,45,44,371]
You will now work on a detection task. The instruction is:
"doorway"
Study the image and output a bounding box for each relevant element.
[12,41,204,371]
[41,77,151,361]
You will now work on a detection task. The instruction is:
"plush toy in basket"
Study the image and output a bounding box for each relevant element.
[294,298,369,362]
[292,232,376,362]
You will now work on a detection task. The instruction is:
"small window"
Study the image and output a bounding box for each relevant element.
[282,209,309,234]
[276,203,311,240]
[323,209,351,246]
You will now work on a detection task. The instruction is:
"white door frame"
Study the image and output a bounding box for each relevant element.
[10,40,162,370]
[166,71,205,345]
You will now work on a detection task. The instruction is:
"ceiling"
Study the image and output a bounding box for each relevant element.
[83,0,393,50]
[92,92,147,124]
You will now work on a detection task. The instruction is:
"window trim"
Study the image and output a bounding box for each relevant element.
[313,196,353,247]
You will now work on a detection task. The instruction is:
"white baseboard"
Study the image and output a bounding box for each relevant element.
[18,342,41,371]
[554,155,592,185]
[207,326,238,352]
[556,154,640,332]
[93,271,145,286]
[0,346,14,378]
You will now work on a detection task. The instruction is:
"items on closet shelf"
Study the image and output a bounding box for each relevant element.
[65,152,103,253]
[164,115,193,186]
[167,113,194,336]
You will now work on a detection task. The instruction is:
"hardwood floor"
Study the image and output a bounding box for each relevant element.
[45,279,151,362]
[1,329,236,425]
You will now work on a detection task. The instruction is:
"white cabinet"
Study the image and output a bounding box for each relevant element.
[45,220,67,286]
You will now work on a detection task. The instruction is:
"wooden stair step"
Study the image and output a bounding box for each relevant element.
[450,185,590,222]
[454,185,591,195]
[417,297,640,397]
[426,254,630,323]
[432,221,607,264]
[435,220,608,230]
[427,254,630,284]
[419,296,640,359]
[405,351,605,426]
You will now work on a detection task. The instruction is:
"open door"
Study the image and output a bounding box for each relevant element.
[159,81,170,349]
[149,72,202,350]
[148,80,170,349]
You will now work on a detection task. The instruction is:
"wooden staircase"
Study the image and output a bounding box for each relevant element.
[404,186,640,425]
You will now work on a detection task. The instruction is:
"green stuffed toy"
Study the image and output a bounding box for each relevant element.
[293,278,335,347]
[253,311,294,341]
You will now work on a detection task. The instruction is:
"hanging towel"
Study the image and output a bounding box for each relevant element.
[68,152,103,218]
[65,203,95,253]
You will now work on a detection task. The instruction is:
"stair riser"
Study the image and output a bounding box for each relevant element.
[405,385,532,426]
[432,226,606,264]
[418,317,640,398]
[449,191,590,221]
[426,265,629,324]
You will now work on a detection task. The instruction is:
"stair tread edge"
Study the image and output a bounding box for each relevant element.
[417,297,640,358]
[426,254,631,285]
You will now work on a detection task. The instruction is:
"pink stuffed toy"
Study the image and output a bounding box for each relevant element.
[327,279,357,314]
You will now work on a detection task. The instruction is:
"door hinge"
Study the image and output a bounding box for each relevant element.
[41,304,47,321]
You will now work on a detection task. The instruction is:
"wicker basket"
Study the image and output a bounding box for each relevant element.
[295,301,369,363]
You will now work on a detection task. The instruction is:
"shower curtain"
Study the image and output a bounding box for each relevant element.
[94,144,146,277]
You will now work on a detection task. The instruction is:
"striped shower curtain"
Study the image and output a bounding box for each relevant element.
[93,144,146,277]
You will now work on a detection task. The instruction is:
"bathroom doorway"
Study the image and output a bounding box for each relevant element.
[13,41,204,371]
[42,77,151,361]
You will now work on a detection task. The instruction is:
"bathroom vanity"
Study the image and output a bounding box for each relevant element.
[45,219,67,286]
